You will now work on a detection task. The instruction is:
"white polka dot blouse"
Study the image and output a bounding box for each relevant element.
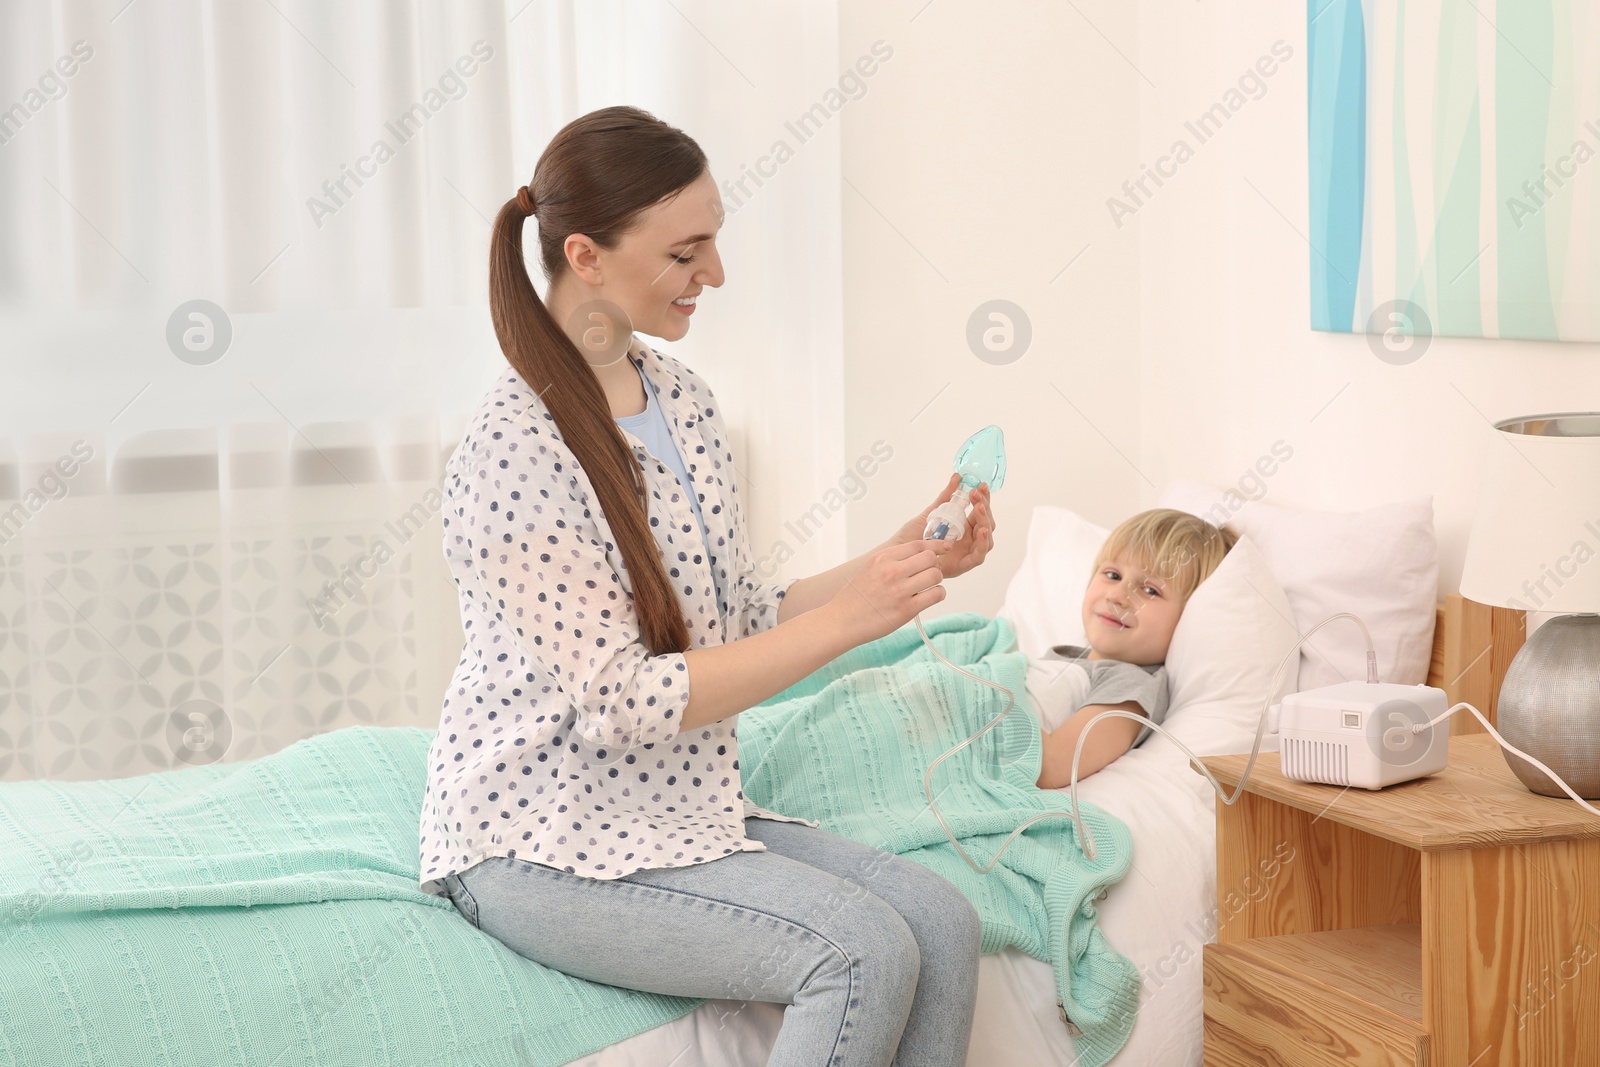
[418,337,816,894]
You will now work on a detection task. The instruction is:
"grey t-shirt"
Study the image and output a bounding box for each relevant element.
[1041,643,1170,748]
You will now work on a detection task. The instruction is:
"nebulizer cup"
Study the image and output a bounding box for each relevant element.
[923,424,1007,540]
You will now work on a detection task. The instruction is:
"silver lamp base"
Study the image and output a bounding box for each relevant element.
[1496,613,1600,799]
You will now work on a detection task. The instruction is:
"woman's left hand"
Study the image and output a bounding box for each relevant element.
[883,473,996,580]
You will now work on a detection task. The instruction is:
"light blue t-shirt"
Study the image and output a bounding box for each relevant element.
[614,357,723,609]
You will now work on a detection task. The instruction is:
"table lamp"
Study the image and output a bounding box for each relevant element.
[1459,412,1600,799]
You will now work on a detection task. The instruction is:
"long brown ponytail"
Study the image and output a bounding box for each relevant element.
[488,106,706,657]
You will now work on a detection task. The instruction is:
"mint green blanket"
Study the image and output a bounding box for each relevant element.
[739,610,1138,1066]
[0,726,697,1066]
[0,612,1136,1067]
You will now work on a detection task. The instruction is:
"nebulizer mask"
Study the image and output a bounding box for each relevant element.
[917,429,1600,877]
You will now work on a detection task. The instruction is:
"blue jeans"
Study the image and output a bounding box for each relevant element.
[441,816,982,1067]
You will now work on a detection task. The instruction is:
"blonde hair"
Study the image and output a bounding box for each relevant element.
[1092,508,1239,602]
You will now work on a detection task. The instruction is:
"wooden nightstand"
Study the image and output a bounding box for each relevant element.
[1198,733,1600,1067]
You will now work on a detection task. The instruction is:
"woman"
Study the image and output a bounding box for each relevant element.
[418,105,997,1067]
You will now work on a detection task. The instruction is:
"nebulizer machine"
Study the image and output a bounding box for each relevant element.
[915,426,1600,875]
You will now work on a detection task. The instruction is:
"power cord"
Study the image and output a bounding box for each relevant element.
[1406,703,1600,818]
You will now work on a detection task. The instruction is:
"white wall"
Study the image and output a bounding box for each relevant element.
[840,0,1600,620]
[1134,0,1600,599]
[839,0,1142,618]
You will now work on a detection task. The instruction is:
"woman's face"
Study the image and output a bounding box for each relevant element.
[575,170,727,344]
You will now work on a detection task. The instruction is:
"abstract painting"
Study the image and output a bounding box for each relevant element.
[1309,0,1600,342]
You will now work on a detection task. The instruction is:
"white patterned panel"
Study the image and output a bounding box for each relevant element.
[0,545,34,779]
[0,421,461,782]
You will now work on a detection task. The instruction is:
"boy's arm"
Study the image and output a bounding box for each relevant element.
[1036,699,1146,789]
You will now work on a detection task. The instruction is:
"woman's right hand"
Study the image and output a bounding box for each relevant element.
[826,539,952,645]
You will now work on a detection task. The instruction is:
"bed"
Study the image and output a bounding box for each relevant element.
[3,485,1521,1067]
[573,594,1520,1067]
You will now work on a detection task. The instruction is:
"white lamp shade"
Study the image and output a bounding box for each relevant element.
[1460,413,1600,614]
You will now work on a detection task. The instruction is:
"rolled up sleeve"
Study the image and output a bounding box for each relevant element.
[728,569,792,639]
[455,425,689,751]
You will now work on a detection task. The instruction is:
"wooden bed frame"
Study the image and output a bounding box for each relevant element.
[1423,593,1528,733]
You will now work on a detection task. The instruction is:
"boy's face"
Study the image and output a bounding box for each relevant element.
[1081,553,1186,665]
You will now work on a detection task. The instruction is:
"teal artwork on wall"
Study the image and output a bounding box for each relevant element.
[1309,0,1600,342]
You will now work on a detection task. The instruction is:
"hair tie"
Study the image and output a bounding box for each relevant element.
[515,185,537,217]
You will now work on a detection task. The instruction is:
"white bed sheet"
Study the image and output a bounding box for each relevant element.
[566,736,1221,1067]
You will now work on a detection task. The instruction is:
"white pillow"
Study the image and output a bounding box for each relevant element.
[1156,479,1439,692]
[996,506,1299,755]
[1149,532,1300,758]
[998,505,1108,661]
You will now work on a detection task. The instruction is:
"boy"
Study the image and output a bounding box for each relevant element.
[1033,509,1238,789]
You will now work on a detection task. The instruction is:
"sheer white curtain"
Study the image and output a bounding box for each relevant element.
[0,0,844,780]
